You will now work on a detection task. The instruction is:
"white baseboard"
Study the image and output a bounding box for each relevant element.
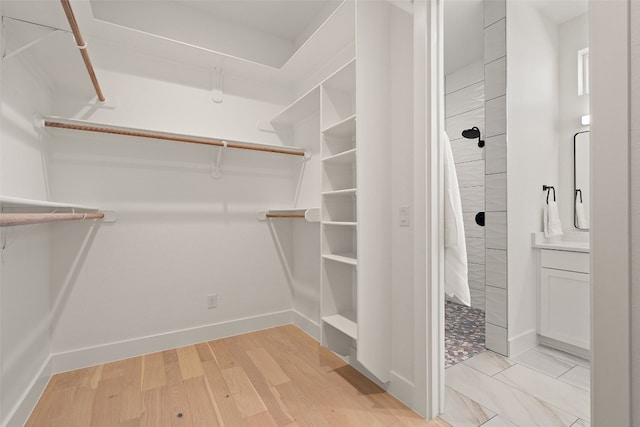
[2,356,52,427]
[388,370,415,408]
[51,310,293,374]
[291,310,321,341]
[508,328,538,357]
[538,335,590,360]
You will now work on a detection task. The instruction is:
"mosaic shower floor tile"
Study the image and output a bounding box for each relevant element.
[445,300,485,367]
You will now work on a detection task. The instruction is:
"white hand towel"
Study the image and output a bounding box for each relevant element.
[544,200,563,237]
[576,195,588,229]
[443,132,471,306]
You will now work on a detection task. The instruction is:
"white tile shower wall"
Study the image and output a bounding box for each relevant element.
[460,186,485,213]
[486,134,507,174]
[485,0,506,28]
[486,249,507,289]
[485,57,507,101]
[446,108,486,143]
[464,212,485,238]
[486,286,508,327]
[445,60,486,311]
[486,173,507,211]
[467,237,487,265]
[452,138,484,163]
[484,0,508,355]
[485,19,506,64]
[469,263,486,290]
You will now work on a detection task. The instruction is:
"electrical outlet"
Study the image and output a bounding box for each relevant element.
[207,294,217,309]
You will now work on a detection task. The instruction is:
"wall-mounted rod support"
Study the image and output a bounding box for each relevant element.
[0,212,105,227]
[60,0,106,102]
[43,117,307,157]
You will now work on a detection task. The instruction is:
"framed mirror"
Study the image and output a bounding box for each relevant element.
[574,131,590,229]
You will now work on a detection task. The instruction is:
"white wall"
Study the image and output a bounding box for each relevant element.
[506,1,560,351]
[558,13,589,231]
[630,1,640,427]
[0,50,54,425]
[632,2,640,424]
[390,3,415,396]
[46,55,302,366]
[590,0,631,424]
[444,60,486,310]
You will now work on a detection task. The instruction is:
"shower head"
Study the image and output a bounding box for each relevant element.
[462,127,485,148]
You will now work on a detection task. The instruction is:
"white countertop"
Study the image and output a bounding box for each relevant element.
[531,232,589,253]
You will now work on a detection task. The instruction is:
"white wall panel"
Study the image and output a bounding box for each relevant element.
[460,186,485,213]
[485,19,506,64]
[486,134,507,174]
[486,173,507,212]
[485,0,506,28]
[486,249,507,289]
[485,56,507,101]
[446,108,486,141]
[456,160,485,188]
[451,139,484,164]
[446,82,485,118]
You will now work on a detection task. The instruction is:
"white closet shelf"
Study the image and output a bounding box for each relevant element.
[41,116,307,158]
[0,196,118,225]
[271,87,320,126]
[322,314,357,340]
[322,148,356,165]
[322,188,357,197]
[322,253,357,266]
[257,208,320,222]
[322,114,356,137]
[322,221,357,227]
[0,195,99,211]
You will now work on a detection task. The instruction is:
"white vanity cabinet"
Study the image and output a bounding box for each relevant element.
[536,245,590,353]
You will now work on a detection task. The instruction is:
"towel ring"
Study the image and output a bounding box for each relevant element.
[575,189,583,203]
[542,185,556,204]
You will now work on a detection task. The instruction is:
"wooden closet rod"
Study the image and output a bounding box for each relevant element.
[265,213,306,218]
[44,119,307,157]
[0,212,105,227]
[60,0,106,102]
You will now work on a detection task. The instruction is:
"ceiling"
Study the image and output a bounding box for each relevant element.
[173,0,337,42]
[87,0,341,68]
[531,0,589,24]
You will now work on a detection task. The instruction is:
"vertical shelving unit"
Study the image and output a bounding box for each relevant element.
[319,59,358,358]
[268,86,323,340]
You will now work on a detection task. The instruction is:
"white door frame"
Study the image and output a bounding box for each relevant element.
[413,0,445,418]
[590,0,632,424]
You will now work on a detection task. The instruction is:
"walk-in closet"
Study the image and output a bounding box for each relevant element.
[0,1,440,425]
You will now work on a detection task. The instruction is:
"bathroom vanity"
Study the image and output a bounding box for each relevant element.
[532,232,590,358]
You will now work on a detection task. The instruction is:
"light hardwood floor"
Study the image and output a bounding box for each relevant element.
[27,325,449,427]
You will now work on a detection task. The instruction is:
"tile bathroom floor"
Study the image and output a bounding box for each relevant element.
[443,345,591,427]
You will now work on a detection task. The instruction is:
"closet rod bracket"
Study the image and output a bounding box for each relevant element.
[211,142,227,179]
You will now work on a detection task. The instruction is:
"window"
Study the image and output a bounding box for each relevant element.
[578,47,590,96]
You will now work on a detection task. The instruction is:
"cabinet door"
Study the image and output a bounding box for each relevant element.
[539,268,590,349]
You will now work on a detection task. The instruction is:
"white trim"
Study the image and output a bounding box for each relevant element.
[538,336,590,361]
[412,0,445,418]
[590,1,632,425]
[50,310,292,374]
[388,370,416,406]
[1,356,52,427]
[507,328,538,358]
[291,310,321,341]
